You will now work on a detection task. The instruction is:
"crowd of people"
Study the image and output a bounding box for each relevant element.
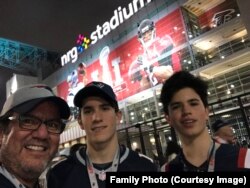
[0,71,249,188]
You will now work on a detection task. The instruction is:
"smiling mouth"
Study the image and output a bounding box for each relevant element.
[26,145,46,151]
[182,119,195,126]
[92,126,106,132]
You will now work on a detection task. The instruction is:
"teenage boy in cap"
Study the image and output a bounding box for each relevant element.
[47,81,158,188]
[160,71,250,171]
[0,84,70,188]
[212,119,237,145]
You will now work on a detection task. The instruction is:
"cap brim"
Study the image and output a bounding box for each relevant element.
[74,86,116,108]
[13,97,70,119]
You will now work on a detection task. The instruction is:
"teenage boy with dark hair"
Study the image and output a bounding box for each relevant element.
[47,81,158,188]
[160,71,250,171]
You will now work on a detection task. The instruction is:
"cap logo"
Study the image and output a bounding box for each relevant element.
[95,83,105,89]
[87,82,105,89]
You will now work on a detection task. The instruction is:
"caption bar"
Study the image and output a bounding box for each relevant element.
[106,172,249,187]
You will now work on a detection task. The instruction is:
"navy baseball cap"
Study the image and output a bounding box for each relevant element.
[211,119,230,132]
[73,81,118,110]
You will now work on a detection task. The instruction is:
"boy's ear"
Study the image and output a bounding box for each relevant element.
[205,107,210,121]
[164,114,172,127]
[77,114,84,130]
[115,110,122,125]
[164,113,169,121]
[77,117,82,125]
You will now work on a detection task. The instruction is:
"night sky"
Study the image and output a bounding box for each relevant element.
[0,0,129,53]
[0,0,131,110]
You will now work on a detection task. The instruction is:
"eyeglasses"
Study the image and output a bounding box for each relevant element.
[8,115,66,134]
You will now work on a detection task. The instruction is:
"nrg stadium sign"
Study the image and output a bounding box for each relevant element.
[61,0,152,66]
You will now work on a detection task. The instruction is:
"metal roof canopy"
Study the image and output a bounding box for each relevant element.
[0,38,47,76]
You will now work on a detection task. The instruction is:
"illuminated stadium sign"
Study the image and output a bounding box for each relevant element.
[61,0,152,66]
[90,0,152,45]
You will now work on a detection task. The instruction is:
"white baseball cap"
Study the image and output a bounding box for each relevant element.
[0,84,70,120]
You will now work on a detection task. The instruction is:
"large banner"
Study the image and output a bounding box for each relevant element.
[57,9,186,106]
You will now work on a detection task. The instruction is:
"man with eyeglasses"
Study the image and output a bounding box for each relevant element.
[0,84,70,188]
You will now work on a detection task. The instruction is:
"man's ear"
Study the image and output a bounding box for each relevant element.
[0,130,3,147]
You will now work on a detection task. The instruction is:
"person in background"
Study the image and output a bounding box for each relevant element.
[160,71,250,171]
[211,119,237,145]
[69,143,86,156]
[47,81,158,188]
[165,141,181,162]
[160,141,181,171]
[134,148,142,154]
[0,84,70,188]
[134,148,154,164]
